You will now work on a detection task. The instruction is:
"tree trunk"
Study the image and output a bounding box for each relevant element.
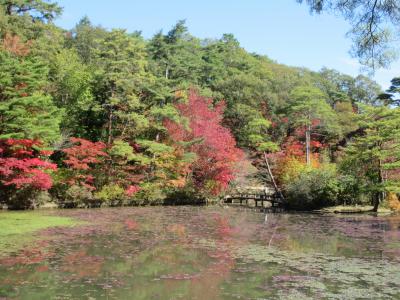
[263,151,285,201]
[165,66,169,79]
[6,4,13,15]
[107,87,116,146]
[373,158,385,212]
[379,158,386,201]
[372,192,380,212]
[306,124,311,166]
[152,133,160,161]
[107,108,113,146]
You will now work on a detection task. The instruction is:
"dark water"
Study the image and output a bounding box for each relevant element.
[0,207,399,299]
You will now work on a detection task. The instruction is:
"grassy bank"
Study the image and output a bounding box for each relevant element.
[0,211,79,256]
[318,205,393,214]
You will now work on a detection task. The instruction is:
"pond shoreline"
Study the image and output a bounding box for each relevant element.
[316,205,394,215]
[1,202,397,216]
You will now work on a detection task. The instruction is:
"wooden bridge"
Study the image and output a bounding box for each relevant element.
[223,193,285,208]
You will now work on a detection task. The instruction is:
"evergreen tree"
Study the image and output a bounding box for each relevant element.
[0,39,61,144]
[379,77,400,106]
[0,0,62,40]
[288,85,339,165]
[148,20,203,85]
[343,105,400,211]
[92,29,149,144]
[49,48,96,138]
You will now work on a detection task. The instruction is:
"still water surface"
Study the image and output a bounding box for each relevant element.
[0,207,399,299]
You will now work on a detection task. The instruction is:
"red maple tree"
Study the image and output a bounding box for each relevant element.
[62,138,108,189]
[0,139,56,190]
[165,90,243,195]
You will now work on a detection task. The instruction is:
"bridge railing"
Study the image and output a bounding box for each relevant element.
[223,193,284,204]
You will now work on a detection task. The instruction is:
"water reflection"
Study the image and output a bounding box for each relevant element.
[0,207,399,299]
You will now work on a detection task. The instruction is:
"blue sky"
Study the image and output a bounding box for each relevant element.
[55,0,399,89]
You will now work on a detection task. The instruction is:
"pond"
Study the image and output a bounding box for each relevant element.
[0,207,399,299]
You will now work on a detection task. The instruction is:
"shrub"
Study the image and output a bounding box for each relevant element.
[336,174,363,205]
[133,182,165,205]
[1,189,50,210]
[163,184,207,205]
[387,192,400,211]
[1,188,39,210]
[94,184,127,207]
[59,185,94,208]
[284,165,339,210]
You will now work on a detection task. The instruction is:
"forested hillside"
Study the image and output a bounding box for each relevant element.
[1,0,400,210]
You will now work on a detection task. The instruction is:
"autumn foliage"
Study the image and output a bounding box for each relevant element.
[0,139,56,190]
[387,193,400,212]
[62,138,108,189]
[63,138,108,170]
[1,33,32,56]
[0,139,56,209]
[266,119,329,185]
[165,90,243,195]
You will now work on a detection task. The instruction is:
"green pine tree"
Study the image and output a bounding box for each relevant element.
[0,46,61,144]
[343,104,400,211]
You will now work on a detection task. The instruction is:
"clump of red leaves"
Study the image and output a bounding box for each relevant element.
[125,185,140,196]
[63,138,108,171]
[62,138,108,189]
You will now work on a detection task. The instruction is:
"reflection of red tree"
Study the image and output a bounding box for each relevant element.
[384,216,400,259]
[61,249,104,279]
[187,214,237,298]
[214,214,239,238]
[157,214,239,298]
[0,242,54,267]
[124,219,139,230]
[36,265,49,272]
[167,223,186,238]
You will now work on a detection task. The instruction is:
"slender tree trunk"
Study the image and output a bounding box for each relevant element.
[263,151,285,201]
[106,102,114,184]
[120,121,129,139]
[306,124,311,166]
[379,158,386,201]
[373,158,385,212]
[107,108,113,146]
[149,133,161,174]
[107,87,116,146]
[372,192,380,212]
[152,132,160,162]
[6,4,13,15]
[165,66,169,79]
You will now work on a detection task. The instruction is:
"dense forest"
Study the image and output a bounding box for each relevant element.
[1,0,400,211]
